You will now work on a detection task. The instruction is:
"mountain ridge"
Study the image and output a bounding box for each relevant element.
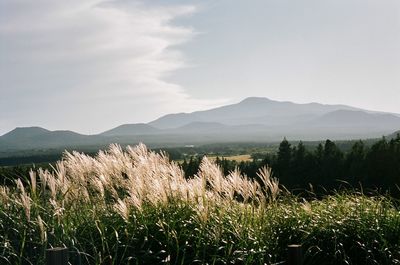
[1,97,400,151]
[149,97,365,129]
[100,123,160,136]
[1,126,51,139]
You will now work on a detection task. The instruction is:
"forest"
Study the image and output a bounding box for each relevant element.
[181,134,400,196]
[1,134,399,195]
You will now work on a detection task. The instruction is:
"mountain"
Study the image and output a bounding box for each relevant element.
[313,110,400,126]
[149,97,362,129]
[100,123,160,136]
[1,127,51,140]
[297,110,400,139]
[171,122,229,133]
[148,113,203,129]
[2,97,400,153]
[0,127,101,151]
[148,97,400,140]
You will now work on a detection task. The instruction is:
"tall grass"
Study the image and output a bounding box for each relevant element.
[0,144,399,264]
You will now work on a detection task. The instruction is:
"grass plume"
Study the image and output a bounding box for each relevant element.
[0,144,399,264]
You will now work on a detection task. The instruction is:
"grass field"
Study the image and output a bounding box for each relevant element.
[0,144,399,265]
[208,154,253,162]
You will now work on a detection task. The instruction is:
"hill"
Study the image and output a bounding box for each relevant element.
[1,127,51,139]
[2,97,400,153]
[149,97,362,128]
[313,110,400,126]
[0,127,104,151]
[100,123,160,136]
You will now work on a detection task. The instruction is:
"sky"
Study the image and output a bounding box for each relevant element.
[0,0,399,135]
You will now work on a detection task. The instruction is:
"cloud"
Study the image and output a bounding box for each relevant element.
[0,0,223,134]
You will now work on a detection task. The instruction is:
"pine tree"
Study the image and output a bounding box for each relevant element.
[276,137,292,185]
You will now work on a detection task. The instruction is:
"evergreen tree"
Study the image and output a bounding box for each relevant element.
[276,138,293,185]
[345,140,366,185]
[321,140,344,188]
[365,138,392,189]
[311,143,325,185]
[291,141,308,188]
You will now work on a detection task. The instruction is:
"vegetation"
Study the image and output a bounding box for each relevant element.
[208,154,253,162]
[0,164,54,186]
[0,138,376,167]
[1,144,400,264]
[182,135,400,197]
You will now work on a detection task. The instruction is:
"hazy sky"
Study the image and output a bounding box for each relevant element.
[1,0,399,135]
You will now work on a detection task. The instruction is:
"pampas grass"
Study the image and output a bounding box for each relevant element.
[0,144,399,264]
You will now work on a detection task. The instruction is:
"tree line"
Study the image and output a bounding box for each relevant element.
[1,135,399,196]
[181,134,400,196]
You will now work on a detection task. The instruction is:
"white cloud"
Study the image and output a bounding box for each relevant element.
[0,0,223,134]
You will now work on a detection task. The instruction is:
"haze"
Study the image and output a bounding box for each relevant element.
[1,0,399,135]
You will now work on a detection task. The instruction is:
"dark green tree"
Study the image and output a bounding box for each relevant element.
[291,141,310,188]
[276,138,293,185]
[345,140,366,185]
[321,140,344,188]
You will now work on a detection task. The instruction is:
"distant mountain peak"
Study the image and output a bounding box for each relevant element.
[1,126,50,138]
[149,96,367,129]
[239,97,273,104]
[14,126,48,131]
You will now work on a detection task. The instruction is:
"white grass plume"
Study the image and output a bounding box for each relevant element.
[1,143,280,222]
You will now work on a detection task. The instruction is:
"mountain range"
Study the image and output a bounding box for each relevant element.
[1,97,400,153]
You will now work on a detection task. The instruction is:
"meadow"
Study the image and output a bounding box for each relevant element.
[0,144,400,264]
[208,154,253,162]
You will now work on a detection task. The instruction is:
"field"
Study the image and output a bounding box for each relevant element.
[1,144,400,265]
[208,154,253,162]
